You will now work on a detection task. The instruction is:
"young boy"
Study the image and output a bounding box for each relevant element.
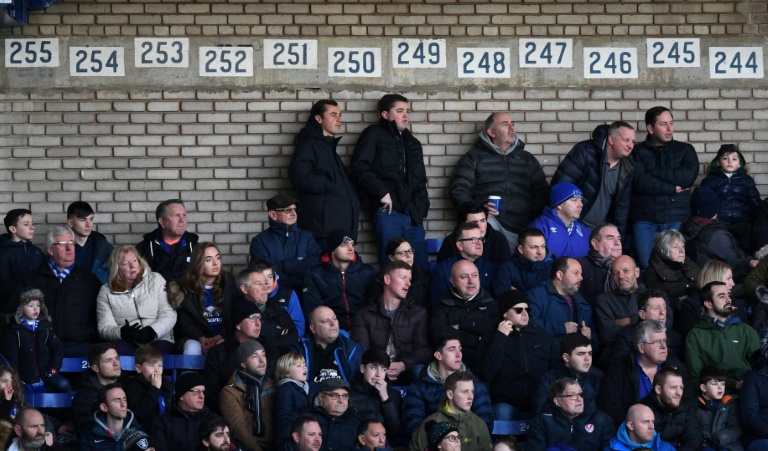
[123,344,172,427]
[275,352,310,448]
[351,94,430,271]
[701,144,761,253]
[696,366,743,451]
[350,348,403,438]
[0,209,44,302]
[66,201,114,284]
[0,288,69,394]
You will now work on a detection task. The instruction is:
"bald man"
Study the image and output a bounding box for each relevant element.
[605,404,675,450]
[595,255,643,351]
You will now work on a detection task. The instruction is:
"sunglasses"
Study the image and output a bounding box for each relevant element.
[511,307,531,314]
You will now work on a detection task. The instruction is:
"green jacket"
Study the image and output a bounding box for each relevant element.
[409,400,492,451]
[685,317,760,389]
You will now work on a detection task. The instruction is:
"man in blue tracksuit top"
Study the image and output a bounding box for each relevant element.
[530,182,591,259]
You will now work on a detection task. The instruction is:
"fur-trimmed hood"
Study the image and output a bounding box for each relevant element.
[13,287,51,324]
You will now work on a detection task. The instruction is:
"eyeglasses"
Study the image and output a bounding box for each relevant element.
[444,434,463,443]
[272,206,298,213]
[394,249,414,257]
[557,392,584,400]
[642,339,668,347]
[247,314,263,322]
[511,307,531,314]
[321,392,349,401]
[458,237,485,244]
[53,241,75,247]
[188,389,205,395]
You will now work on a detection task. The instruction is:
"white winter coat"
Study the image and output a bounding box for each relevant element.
[96,269,177,343]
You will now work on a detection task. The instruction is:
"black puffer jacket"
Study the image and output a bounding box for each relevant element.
[681,218,753,282]
[640,392,703,451]
[1,320,63,385]
[551,124,635,235]
[13,264,101,345]
[289,116,360,240]
[298,402,362,451]
[349,373,402,437]
[701,165,761,224]
[303,253,376,331]
[642,250,700,312]
[630,135,700,224]
[449,133,549,234]
[476,325,559,410]
[351,118,429,224]
[135,229,199,283]
[149,405,211,451]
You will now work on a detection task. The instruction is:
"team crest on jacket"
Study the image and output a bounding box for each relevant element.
[585,424,594,433]
[550,227,557,233]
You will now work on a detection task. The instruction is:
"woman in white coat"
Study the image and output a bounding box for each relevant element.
[96,245,177,355]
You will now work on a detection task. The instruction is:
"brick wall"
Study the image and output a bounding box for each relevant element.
[0,0,766,270]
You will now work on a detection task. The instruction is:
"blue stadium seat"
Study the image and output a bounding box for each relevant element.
[27,392,74,409]
[491,420,529,436]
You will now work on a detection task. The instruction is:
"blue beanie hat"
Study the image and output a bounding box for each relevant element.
[550,182,583,208]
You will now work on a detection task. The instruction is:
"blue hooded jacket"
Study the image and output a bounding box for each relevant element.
[605,422,675,451]
[529,207,590,259]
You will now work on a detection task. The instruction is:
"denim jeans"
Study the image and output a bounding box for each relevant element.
[375,209,429,271]
[633,221,682,270]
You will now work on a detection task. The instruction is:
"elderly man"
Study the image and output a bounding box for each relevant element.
[150,372,212,451]
[631,106,700,270]
[606,404,675,451]
[551,121,637,236]
[351,260,430,384]
[236,267,298,355]
[356,420,391,451]
[289,99,360,244]
[430,259,498,370]
[527,377,614,450]
[528,257,597,346]
[578,223,623,302]
[493,227,553,296]
[599,320,690,428]
[8,407,53,451]
[249,193,323,292]
[220,340,276,451]
[298,378,361,451]
[287,415,323,451]
[437,201,511,265]
[611,289,682,362]
[478,290,559,420]
[449,112,549,251]
[686,281,761,389]
[303,229,376,331]
[530,182,591,259]
[13,225,101,356]
[293,306,364,384]
[136,199,198,282]
[640,369,703,451]
[430,222,496,305]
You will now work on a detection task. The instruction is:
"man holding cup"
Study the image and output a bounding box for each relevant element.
[449,112,549,253]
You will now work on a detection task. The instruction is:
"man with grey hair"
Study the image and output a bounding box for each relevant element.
[136,198,199,282]
[598,319,691,427]
[551,121,637,237]
[449,112,549,251]
[9,407,51,451]
[11,225,101,356]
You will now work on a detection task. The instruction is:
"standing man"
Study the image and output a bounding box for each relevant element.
[631,106,700,270]
[449,112,549,252]
[551,121,637,237]
[352,94,430,271]
[136,199,198,282]
[66,201,114,284]
[289,99,360,245]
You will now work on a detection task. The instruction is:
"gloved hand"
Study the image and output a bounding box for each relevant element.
[133,326,157,344]
[45,368,57,378]
[120,320,141,342]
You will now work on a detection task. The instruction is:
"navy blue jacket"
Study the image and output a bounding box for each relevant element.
[0,235,44,307]
[437,225,512,265]
[78,411,142,451]
[289,116,360,241]
[531,366,603,414]
[1,320,63,385]
[739,367,768,443]
[527,282,598,349]
[527,401,614,451]
[492,252,553,296]
[429,256,496,305]
[551,124,635,236]
[297,401,362,451]
[701,165,761,224]
[135,228,198,283]
[630,135,699,224]
[75,230,113,285]
[351,118,429,224]
[303,253,376,331]
[402,362,494,436]
[275,379,310,448]
[477,325,560,411]
[249,218,323,291]
[292,332,365,384]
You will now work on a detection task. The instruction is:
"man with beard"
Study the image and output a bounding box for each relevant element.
[578,224,623,302]
[79,383,142,450]
[686,281,761,389]
[640,369,702,451]
[198,415,232,451]
[72,343,123,435]
[528,257,597,346]
[8,408,52,451]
